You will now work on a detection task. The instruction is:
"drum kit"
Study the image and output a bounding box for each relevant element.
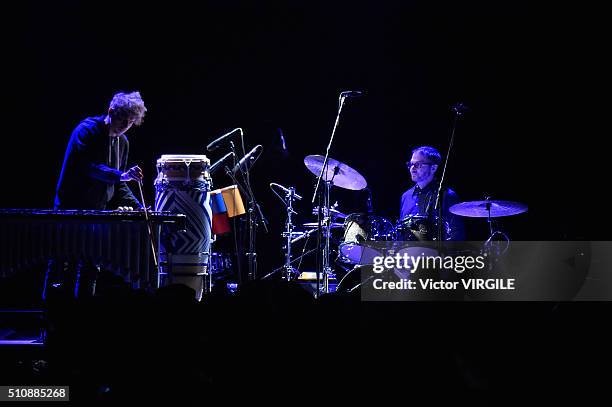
[272,155,529,295]
[145,97,528,299]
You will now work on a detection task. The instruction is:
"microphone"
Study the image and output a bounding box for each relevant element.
[231,145,263,174]
[206,128,241,152]
[340,90,363,98]
[270,182,303,200]
[210,151,235,175]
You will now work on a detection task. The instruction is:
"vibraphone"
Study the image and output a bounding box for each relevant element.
[0,209,186,289]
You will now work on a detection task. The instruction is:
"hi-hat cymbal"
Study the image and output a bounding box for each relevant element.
[304,155,367,191]
[311,206,348,219]
[302,222,344,228]
[449,200,528,218]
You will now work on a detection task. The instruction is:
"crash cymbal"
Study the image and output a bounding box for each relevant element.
[304,155,367,191]
[449,200,528,218]
[303,222,344,228]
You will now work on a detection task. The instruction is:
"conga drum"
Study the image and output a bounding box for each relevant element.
[154,155,212,300]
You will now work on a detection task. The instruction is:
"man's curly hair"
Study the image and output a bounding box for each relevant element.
[109,91,147,126]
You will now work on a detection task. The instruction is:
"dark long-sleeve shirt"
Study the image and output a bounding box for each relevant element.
[400,180,465,240]
[54,115,141,210]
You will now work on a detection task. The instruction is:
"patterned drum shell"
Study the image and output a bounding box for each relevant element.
[154,155,212,300]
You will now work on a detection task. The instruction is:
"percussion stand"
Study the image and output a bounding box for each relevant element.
[483,196,510,257]
[280,187,301,281]
[321,173,339,294]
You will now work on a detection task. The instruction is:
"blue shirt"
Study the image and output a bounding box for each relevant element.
[400,180,465,240]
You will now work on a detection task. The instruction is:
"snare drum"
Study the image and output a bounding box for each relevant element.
[338,213,394,265]
[394,215,451,241]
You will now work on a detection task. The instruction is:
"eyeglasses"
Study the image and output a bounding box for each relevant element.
[406,161,434,169]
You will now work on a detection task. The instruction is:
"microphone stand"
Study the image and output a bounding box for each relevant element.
[311,93,351,297]
[434,103,467,246]
[227,142,243,284]
[225,138,268,283]
[311,94,348,204]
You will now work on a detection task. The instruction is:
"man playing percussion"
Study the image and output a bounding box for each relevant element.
[399,146,465,240]
[54,91,146,210]
[47,91,147,298]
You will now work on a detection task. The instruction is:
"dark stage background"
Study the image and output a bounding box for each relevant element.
[1,2,609,403]
[3,1,604,275]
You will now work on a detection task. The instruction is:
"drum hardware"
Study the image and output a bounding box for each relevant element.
[311,202,348,219]
[270,182,303,281]
[261,246,320,280]
[302,221,344,228]
[289,228,316,244]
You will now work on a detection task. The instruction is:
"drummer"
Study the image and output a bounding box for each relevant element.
[400,146,465,240]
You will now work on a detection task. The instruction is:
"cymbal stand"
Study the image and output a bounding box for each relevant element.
[485,196,494,237]
[280,186,301,281]
[483,196,510,257]
[320,169,339,295]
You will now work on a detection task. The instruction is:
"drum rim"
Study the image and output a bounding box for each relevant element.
[343,212,394,227]
[157,155,211,165]
[396,214,450,230]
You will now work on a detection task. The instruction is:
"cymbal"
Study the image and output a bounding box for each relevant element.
[312,206,348,219]
[303,222,344,228]
[449,200,528,218]
[304,155,367,191]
